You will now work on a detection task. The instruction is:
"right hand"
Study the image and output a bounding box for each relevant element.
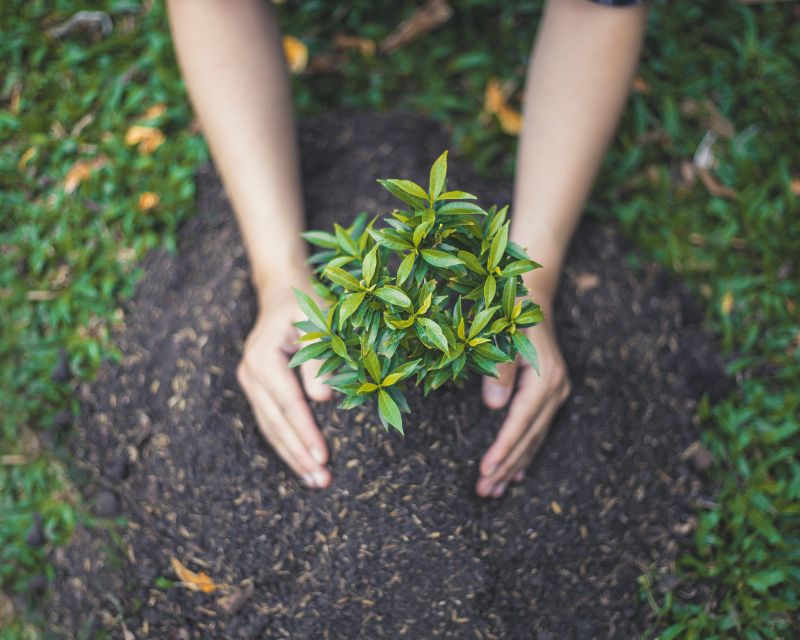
[236,277,333,488]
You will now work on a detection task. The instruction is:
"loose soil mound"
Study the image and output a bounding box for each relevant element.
[46,112,730,639]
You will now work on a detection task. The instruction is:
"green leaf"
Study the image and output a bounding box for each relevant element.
[378,389,404,434]
[512,331,540,375]
[301,230,338,249]
[483,274,496,306]
[334,223,360,256]
[288,341,330,368]
[364,349,382,382]
[469,306,499,340]
[324,266,362,291]
[396,252,415,286]
[429,150,448,199]
[417,317,449,352]
[746,569,785,593]
[502,277,516,319]
[374,285,412,308]
[502,259,539,277]
[420,249,463,268]
[381,359,421,387]
[329,334,349,361]
[516,306,544,326]
[438,190,477,200]
[338,291,366,330]
[357,382,379,394]
[377,179,428,209]
[489,220,510,271]
[413,220,429,247]
[456,250,486,275]
[293,288,328,332]
[362,245,379,284]
[369,228,414,251]
[437,202,487,216]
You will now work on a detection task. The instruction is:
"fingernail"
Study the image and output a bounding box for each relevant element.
[491,482,507,497]
[310,447,325,465]
[313,470,327,487]
[303,473,316,488]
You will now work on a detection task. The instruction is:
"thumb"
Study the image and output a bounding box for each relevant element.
[482,360,517,409]
[300,357,333,402]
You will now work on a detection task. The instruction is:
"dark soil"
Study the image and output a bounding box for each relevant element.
[46,112,731,639]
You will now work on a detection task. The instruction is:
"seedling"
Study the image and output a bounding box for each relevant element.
[291,151,544,434]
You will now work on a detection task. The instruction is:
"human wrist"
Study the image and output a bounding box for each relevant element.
[252,263,312,309]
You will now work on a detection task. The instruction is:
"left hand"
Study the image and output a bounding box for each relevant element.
[476,310,572,498]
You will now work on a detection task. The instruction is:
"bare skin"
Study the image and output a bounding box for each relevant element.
[167,0,648,496]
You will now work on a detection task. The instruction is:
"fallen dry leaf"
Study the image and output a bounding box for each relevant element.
[721,290,734,316]
[483,78,523,136]
[142,103,167,120]
[137,192,160,212]
[170,557,218,593]
[379,0,453,54]
[790,178,800,197]
[333,34,376,57]
[282,35,308,74]
[697,167,738,201]
[631,74,650,95]
[64,156,107,193]
[18,147,36,171]
[124,125,165,154]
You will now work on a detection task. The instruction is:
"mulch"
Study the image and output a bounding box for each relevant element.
[45,111,731,639]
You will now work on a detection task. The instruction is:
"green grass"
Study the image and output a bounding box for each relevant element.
[2,0,798,637]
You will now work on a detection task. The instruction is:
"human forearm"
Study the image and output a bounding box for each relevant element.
[167,0,307,300]
[512,0,648,308]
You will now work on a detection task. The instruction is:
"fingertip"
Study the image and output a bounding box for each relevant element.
[305,381,332,402]
[482,380,512,409]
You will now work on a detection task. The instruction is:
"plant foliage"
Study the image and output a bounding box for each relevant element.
[291,151,543,433]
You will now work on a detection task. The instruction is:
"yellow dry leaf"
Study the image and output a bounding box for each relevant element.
[631,74,650,95]
[790,178,800,197]
[18,147,37,171]
[483,78,523,136]
[170,557,218,593]
[282,35,308,74]
[137,192,160,211]
[721,290,734,316]
[142,103,167,120]
[125,125,165,154]
[64,156,107,194]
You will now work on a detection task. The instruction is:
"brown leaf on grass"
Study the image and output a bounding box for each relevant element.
[333,34,376,57]
[697,167,738,201]
[124,125,165,154]
[137,192,160,212]
[142,103,167,120]
[282,35,308,74]
[631,74,650,95]
[790,178,800,197]
[379,0,453,54]
[64,156,107,194]
[483,78,523,136]
[680,98,734,139]
[18,147,37,171]
[170,557,218,593]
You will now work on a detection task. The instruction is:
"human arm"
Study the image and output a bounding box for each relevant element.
[477,0,649,497]
[167,0,331,488]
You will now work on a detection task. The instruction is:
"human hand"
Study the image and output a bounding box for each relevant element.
[476,309,572,498]
[236,278,333,489]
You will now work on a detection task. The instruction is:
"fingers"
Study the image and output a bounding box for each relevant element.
[300,357,333,402]
[238,357,331,488]
[482,360,517,409]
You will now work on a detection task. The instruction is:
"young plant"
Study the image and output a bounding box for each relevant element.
[290,151,544,434]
